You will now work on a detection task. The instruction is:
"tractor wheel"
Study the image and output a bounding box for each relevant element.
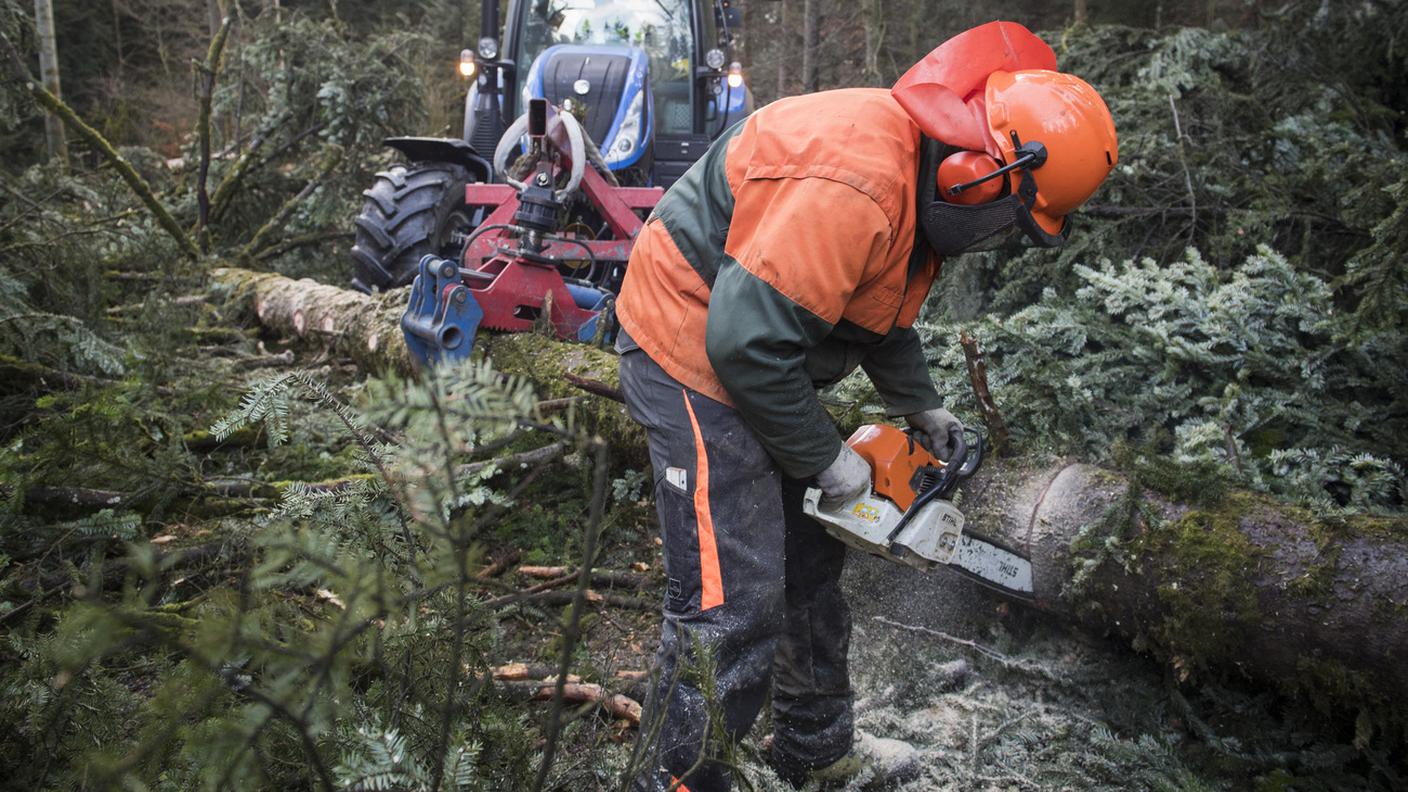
[350,162,476,293]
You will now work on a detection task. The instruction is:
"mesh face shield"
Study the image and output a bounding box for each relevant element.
[920,144,1071,257]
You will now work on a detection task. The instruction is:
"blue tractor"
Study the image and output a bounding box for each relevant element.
[351,0,751,293]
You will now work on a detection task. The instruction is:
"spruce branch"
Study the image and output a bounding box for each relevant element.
[533,438,610,792]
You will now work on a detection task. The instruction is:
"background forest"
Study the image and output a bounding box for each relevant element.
[0,0,1405,790]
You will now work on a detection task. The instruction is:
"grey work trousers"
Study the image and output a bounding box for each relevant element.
[620,349,853,792]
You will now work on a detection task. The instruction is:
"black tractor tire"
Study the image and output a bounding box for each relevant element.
[350,162,475,293]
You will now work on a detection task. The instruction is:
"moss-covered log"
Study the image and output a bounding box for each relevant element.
[210,269,1408,718]
[209,267,641,457]
[481,332,639,457]
[848,460,1408,732]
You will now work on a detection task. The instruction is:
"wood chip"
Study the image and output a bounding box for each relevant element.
[519,565,570,579]
[493,662,532,681]
[315,588,345,609]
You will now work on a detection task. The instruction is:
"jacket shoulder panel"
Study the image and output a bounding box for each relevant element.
[724,88,921,226]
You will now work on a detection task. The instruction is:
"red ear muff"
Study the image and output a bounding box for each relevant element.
[938,150,1003,205]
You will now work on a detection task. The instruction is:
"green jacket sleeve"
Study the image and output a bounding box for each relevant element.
[704,175,893,479]
[705,263,842,479]
[861,326,944,417]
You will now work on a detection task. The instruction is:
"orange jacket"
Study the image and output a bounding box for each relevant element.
[617,88,943,477]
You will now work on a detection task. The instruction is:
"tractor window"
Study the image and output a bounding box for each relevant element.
[516,0,696,135]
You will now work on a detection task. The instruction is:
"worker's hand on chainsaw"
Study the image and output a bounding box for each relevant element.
[906,408,964,462]
[816,445,871,507]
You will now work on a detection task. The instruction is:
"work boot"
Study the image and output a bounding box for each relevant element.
[768,732,921,790]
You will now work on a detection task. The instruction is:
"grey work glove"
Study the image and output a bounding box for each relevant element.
[906,408,964,462]
[815,445,871,507]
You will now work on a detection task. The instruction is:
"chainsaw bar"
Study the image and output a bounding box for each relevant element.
[944,529,1034,599]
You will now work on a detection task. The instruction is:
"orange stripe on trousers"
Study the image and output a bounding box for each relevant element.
[682,390,724,610]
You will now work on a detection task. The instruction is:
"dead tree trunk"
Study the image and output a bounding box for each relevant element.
[208,267,642,456]
[801,0,819,92]
[33,0,67,169]
[776,0,788,98]
[210,269,1408,721]
[862,0,883,86]
[210,267,411,372]
[207,0,224,36]
[848,460,1408,727]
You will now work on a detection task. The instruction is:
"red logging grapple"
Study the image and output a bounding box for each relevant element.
[401,98,663,366]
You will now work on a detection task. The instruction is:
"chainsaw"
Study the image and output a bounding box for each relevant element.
[802,424,1034,599]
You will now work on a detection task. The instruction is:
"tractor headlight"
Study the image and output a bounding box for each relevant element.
[606,90,645,166]
[459,49,476,79]
[478,37,499,61]
[705,48,726,71]
[727,62,744,89]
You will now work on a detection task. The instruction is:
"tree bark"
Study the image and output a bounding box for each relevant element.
[208,270,1408,720]
[210,267,412,373]
[32,0,68,169]
[195,13,233,252]
[1074,0,1089,26]
[801,0,819,92]
[847,461,1408,727]
[776,0,788,98]
[862,0,884,87]
[206,0,224,36]
[207,267,642,456]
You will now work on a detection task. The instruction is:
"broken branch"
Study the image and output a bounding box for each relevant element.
[959,329,1010,455]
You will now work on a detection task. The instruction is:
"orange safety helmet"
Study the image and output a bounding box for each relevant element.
[983,69,1119,235]
[893,21,1118,251]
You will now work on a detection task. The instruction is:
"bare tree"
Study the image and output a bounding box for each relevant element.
[801,0,819,92]
[207,0,223,36]
[33,0,68,169]
[1075,0,1089,25]
[776,0,789,98]
[863,0,885,86]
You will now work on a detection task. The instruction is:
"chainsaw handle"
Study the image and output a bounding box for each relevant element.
[946,430,967,470]
[886,427,985,546]
[955,429,983,478]
[902,423,968,468]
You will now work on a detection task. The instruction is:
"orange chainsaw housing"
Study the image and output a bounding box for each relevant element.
[844,424,943,511]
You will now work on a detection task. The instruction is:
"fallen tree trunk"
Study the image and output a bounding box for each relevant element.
[209,267,639,455]
[209,268,1408,722]
[210,267,411,373]
[847,460,1408,731]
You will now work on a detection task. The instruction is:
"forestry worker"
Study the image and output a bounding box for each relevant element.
[613,21,1119,791]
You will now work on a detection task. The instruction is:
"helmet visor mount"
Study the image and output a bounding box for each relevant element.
[921,134,1070,257]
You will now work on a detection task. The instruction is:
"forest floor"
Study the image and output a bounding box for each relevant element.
[4,282,1388,791]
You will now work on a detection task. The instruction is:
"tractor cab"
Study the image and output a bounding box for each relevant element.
[471,0,749,186]
[350,0,749,293]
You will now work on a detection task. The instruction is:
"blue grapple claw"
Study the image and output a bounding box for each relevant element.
[401,255,484,368]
